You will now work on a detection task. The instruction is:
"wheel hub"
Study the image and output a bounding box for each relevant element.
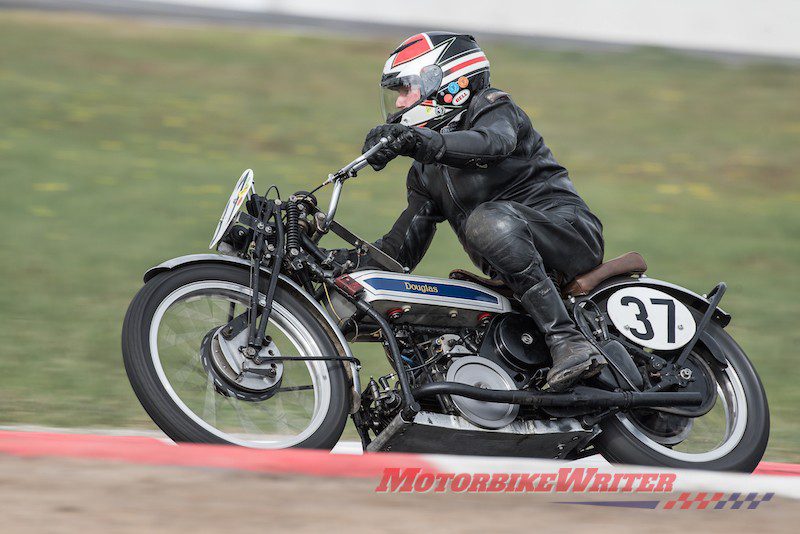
[629,409,694,446]
[200,326,284,401]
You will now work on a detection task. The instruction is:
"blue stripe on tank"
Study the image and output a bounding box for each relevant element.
[363,277,499,304]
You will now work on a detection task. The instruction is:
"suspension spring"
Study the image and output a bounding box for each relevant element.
[285,200,300,256]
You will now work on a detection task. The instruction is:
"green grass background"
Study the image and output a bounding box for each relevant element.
[1,12,798,460]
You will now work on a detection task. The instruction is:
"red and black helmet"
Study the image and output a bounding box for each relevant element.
[380,32,490,131]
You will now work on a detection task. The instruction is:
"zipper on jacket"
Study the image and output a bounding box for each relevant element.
[441,166,468,217]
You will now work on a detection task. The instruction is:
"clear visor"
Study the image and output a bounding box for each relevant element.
[380,65,442,123]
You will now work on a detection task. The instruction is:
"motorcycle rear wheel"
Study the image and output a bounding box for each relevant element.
[122,263,350,449]
[596,315,769,472]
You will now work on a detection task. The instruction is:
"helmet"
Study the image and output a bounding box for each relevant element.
[380,32,490,131]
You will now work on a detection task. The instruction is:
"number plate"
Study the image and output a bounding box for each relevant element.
[606,287,696,350]
[209,169,255,249]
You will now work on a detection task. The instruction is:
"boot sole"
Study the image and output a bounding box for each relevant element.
[547,355,607,392]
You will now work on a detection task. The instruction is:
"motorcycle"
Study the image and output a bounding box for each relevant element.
[122,138,769,471]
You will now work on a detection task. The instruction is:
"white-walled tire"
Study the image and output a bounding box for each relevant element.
[122,264,349,450]
[596,315,769,472]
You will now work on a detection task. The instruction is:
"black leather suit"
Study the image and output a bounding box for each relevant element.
[373,88,604,297]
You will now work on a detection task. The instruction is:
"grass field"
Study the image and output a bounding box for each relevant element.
[0,11,798,460]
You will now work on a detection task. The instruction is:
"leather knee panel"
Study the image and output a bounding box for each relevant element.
[463,202,543,277]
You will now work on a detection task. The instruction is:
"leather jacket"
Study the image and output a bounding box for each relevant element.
[375,87,595,271]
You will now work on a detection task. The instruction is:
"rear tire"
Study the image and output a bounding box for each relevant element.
[122,263,349,450]
[596,318,769,472]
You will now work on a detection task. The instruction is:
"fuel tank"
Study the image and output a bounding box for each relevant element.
[328,270,512,327]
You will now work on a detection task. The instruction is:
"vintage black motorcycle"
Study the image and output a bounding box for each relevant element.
[122,138,769,471]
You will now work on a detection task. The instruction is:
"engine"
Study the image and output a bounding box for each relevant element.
[327,270,555,431]
[358,310,552,433]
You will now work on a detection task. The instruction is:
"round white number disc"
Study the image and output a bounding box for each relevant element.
[606,287,696,350]
[209,169,254,249]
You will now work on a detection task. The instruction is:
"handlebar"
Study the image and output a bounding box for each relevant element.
[324,136,392,185]
[322,136,392,229]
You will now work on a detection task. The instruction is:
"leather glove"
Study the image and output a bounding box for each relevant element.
[362,124,418,171]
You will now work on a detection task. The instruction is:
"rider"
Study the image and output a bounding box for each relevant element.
[359,32,606,391]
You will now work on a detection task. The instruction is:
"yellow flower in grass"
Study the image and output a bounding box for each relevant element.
[99,140,122,151]
[162,116,187,128]
[617,162,665,175]
[782,123,800,134]
[655,182,715,200]
[134,158,157,168]
[158,140,200,154]
[29,206,55,217]
[653,89,685,103]
[656,183,681,195]
[687,183,714,199]
[33,183,69,192]
[67,107,95,123]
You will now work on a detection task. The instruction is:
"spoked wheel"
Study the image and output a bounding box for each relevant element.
[596,313,769,472]
[122,264,349,449]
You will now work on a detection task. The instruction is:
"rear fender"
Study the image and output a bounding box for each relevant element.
[582,274,731,328]
[144,254,361,412]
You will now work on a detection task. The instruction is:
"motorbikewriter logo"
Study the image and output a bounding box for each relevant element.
[376,467,676,493]
[374,468,775,510]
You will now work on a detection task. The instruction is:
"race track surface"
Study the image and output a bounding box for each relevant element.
[0,429,798,532]
[3,455,799,533]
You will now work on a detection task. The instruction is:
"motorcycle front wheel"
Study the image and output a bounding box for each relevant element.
[122,263,350,449]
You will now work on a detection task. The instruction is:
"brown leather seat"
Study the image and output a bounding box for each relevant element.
[563,252,647,296]
[449,251,647,300]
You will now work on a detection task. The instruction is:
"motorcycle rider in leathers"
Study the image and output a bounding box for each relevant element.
[358,32,607,391]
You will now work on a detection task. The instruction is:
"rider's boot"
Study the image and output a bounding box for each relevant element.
[520,275,607,391]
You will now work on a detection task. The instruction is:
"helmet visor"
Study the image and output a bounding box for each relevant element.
[380,65,442,124]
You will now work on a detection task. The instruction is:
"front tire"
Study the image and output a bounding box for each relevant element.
[122,263,349,449]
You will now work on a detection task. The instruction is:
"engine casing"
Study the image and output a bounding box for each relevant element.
[328,270,512,327]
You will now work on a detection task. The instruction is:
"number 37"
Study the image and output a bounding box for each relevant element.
[620,296,676,344]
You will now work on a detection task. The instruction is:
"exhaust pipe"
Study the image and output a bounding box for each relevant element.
[412,383,702,410]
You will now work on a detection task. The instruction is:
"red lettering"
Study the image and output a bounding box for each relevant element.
[638,474,656,492]
[588,473,612,492]
[375,467,420,493]
[619,474,640,492]
[414,472,436,493]
[433,473,455,492]
[487,473,509,492]
[556,468,597,492]
[654,473,676,493]
[535,473,556,492]
[468,473,490,492]
[515,473,540,492]
[451,473,471,493]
